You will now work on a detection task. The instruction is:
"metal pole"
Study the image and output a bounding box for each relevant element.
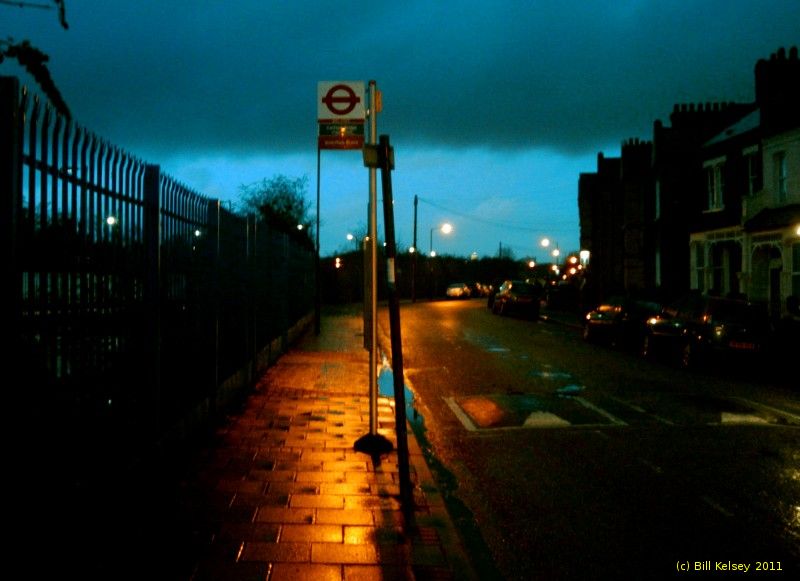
[144,164,162,432]
[315,147,321,335]
[368,80,378,436]
[378,134,414,524]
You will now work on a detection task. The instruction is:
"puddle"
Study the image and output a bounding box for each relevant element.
[376,355,500,578]
[378,357,418,421]
[528,369,573,380]
[463,330,511,354]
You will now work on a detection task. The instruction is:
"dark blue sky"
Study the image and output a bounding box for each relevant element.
[4,1,798,257]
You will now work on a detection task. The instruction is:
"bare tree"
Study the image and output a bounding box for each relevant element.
[239,175,314,245]
[1,0,70,118]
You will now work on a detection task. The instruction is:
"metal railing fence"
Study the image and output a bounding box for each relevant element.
[2,76,313,461]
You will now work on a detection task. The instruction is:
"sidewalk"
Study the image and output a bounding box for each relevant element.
[186,306,475,580]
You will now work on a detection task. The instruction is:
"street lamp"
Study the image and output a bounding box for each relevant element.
[345,232,361,251]
[540,236,560,259]
[430,222,453,257]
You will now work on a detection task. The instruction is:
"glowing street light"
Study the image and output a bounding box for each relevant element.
[430,222,453,257]
[541,237,560,259]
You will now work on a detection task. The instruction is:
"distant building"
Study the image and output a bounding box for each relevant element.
[580,46,799,315]
[651,101,755,299]
[690,47,800,318]
[578,140,652,307]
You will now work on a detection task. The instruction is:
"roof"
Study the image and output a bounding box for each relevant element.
[743,204,800,232]
[704,109,761,147]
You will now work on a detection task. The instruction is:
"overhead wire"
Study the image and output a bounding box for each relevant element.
[416,196,576,235]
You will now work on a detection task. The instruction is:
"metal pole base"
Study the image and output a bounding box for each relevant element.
[353,433,393,457]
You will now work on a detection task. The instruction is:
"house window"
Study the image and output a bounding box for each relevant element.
[776,152,788,203]
[705,160,725,211]
[693,242,705,293]
[745,150,762,195]
[655,247,661,287]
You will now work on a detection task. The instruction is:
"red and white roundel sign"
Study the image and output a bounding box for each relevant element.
[317,81,365,122]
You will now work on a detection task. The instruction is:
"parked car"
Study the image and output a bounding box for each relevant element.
[446,282,471,299]
[583,295,663,348]
[471,282,491,297]
[642,293,771,368]
[491,280,541,319]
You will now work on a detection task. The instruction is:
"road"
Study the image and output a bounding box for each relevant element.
[379,299,800,580]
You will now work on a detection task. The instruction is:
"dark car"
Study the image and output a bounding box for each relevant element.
[642,293,771,368]
[583,295,663,348]
[491,280,541,320]
[486,278,504,310]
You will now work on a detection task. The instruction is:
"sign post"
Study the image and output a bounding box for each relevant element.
[317,82,366,149]
[316,81,366,335]
[353,81,393,457]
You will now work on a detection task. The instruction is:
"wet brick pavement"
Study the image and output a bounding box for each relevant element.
[183,308,476,580]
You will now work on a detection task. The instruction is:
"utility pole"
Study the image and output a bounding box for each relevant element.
[412,195,418,303]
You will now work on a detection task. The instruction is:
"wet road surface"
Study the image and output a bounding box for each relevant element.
[380,299,800,580]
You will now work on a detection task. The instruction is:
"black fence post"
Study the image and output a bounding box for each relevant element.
[1,77,22,399]
[143,164,162,433]
[208,199,221,419]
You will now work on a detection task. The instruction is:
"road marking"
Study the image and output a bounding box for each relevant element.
[608,395,675,425]
[574,397,628,426]
[701,496,734,518]
[729,397,800,424]
[444,395,629,432]
[523,411,571,428]
[609,396,646,413]
[444,397,478,431]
